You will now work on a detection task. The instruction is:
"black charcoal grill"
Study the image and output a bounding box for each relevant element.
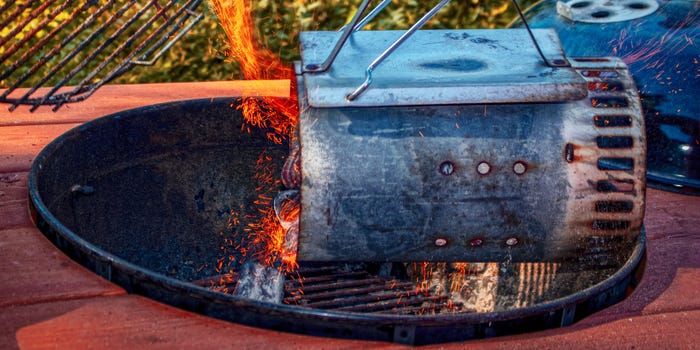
[26,0,648,346]
[512,0,700,193]
[29,97,645,345]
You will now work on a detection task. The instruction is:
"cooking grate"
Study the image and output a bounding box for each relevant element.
[196,264,473,315]
[283,265,472,315]
[0,0,203,111]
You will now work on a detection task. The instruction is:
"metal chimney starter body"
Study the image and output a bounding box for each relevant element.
[295,29,646,263]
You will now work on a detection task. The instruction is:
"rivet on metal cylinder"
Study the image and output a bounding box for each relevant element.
[565,143,575,163]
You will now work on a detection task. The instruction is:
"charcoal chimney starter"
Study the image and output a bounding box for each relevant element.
[294,28,646,264]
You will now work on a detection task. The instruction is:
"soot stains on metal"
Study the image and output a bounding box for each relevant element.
[419,59,486,72]
[29,98,646,345]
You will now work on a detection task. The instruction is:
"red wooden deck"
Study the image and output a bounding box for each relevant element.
[1,81,698,349]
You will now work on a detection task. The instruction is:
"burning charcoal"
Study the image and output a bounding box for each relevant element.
[273,190,300,228]
[234,260,285,303]
[274,189,300,265]
[281,142,301,190]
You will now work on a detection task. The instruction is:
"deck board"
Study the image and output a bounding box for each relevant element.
[0,172,31,230]
[0,227,124,308]
[0,80,290,126]
[0,81,698,348]
[0,295,401,350]
[0,124,80,173]
[0,295,697,349]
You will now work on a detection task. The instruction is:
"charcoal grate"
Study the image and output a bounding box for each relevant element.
[286,266,472,315]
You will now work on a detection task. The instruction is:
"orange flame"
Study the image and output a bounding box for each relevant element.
[210,0,299,272]
[211,0,298,144]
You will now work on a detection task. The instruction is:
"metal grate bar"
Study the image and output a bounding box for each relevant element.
[285,271,369,287]
[0,2,97,79]
[381,303,472,315]
[1,0,203,111]
[0,1,50,48]
[281,265,469,315]
[0,1,76,63]
[286,284,403,303]
[0,1,117,100]
[305,290,418,309]
[55,3,204,110]
[336,295,450,313]
[5,0,145,110]
[45,0,180,111]
[298,278,385,293]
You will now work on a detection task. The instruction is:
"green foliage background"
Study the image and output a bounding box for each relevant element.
[116,0,537,83]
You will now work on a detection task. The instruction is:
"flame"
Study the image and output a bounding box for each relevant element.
[210,0,298,144]
[210,0,300,273]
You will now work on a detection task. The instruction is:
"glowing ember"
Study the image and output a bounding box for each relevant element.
[210,0,299,272]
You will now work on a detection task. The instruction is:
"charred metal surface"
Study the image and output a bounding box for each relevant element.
[298,97,566,262]
[298,53,645,262]
[29,98,647,345]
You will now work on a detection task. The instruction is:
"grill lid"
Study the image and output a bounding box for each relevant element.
[299,29,588,107]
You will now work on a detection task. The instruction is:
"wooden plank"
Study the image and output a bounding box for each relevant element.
[467,310,700,349]
[645,189,700,239]
[0,80,291,126]
[0,123,80,173]
[0,294,697,349]
[0,227,124,307]
[0,172,31,230]
[0,295,400,350]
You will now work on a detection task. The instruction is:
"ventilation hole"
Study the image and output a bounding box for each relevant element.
[591,10,611,18]
[596,136,634,149]
[476,161,491,175]
[580,70,619,78]
[571,1,591,8]
[596,201,634,212]
[587,81,624,91]
[513,161,528,175]
[439,161,455,176]
[627,2,649,9]
[594,115,632,127]
[598,157,634,170]
[596,180,635,193]
[591,97,629,108]
[592,220,630,230]
[565,143,575,163]
[573,58,609,62]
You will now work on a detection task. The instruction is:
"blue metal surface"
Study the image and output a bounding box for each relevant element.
[513,0,700,192]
